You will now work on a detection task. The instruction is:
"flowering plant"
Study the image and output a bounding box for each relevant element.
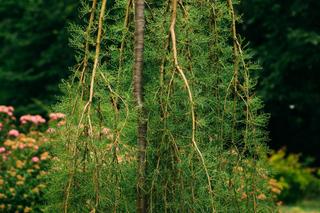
[0,106,65,212]
[0,105,48,142]
[0,133,50,212]
[0,106,16,141]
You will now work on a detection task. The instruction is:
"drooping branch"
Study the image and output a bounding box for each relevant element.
[169,0,215,211]
[63,1,99,212]
[65,0,107,210]
[80,0,98,85]
[71,0,97,114]
[114,0,132,123]
[78,0,108,134]
[226,1,259,212]
[89,0,107,105]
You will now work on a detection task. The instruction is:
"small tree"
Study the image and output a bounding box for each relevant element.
[45,0,275,212]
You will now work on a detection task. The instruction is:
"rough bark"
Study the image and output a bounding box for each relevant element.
[134,0,147,212]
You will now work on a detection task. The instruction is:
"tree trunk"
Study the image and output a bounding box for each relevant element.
[134,0,147,212]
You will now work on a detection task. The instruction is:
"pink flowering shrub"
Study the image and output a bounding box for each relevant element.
[20,115,46,125]
[48,112,66,128]
[0,132,50,212]
[0,105,14,117]
[19,114,46,134]
[0,105,65,212]
[8,129,20,137]
[0,105,48,142]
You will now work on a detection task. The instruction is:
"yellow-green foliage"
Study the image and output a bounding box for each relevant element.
[269,149,320,203]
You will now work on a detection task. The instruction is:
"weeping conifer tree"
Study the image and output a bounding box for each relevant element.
[45,0,275,212]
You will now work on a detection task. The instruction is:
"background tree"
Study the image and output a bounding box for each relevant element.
[0,0,78,115]
[239,0,320,165]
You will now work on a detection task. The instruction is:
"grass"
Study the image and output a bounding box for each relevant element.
[280,199,320,213]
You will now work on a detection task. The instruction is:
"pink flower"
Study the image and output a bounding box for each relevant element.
[31,156,40,163]
[101,127,111,135]
[0,123,2,131]
[101,127,113,140]
[8,129,20,137]
[18,144,25,150]
[20,114,46,125]
[0,147,5,153]
[34,145,39,151]
[0,105,14,116]
[46,128,56,133]
[57,120,66,126]
[49,113,57,120]
[49,112,66,121]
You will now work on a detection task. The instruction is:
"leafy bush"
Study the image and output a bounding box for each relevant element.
[269,149,320,203]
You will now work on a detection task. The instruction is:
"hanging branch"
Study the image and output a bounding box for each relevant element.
[78,0,107,133]
[63,1,99,212]
[64,1,108,212]
[71,0,97,114]
[87,0,107,134]
[116,0,132,93]
[80,0,98,86]
[134,0,147,212]
[227,0,259,212]
[88,0,108,210]
[169,0,215,211]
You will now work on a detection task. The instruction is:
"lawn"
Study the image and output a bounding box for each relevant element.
[281,199,320,213]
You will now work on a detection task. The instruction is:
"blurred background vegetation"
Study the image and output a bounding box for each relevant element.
[0,0,78,115]
[239,0,320,167]
[0,0,319,208]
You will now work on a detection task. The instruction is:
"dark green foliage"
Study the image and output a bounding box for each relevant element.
[239,0,320,164]
[0,0,78,115]
[45,0,275,212]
